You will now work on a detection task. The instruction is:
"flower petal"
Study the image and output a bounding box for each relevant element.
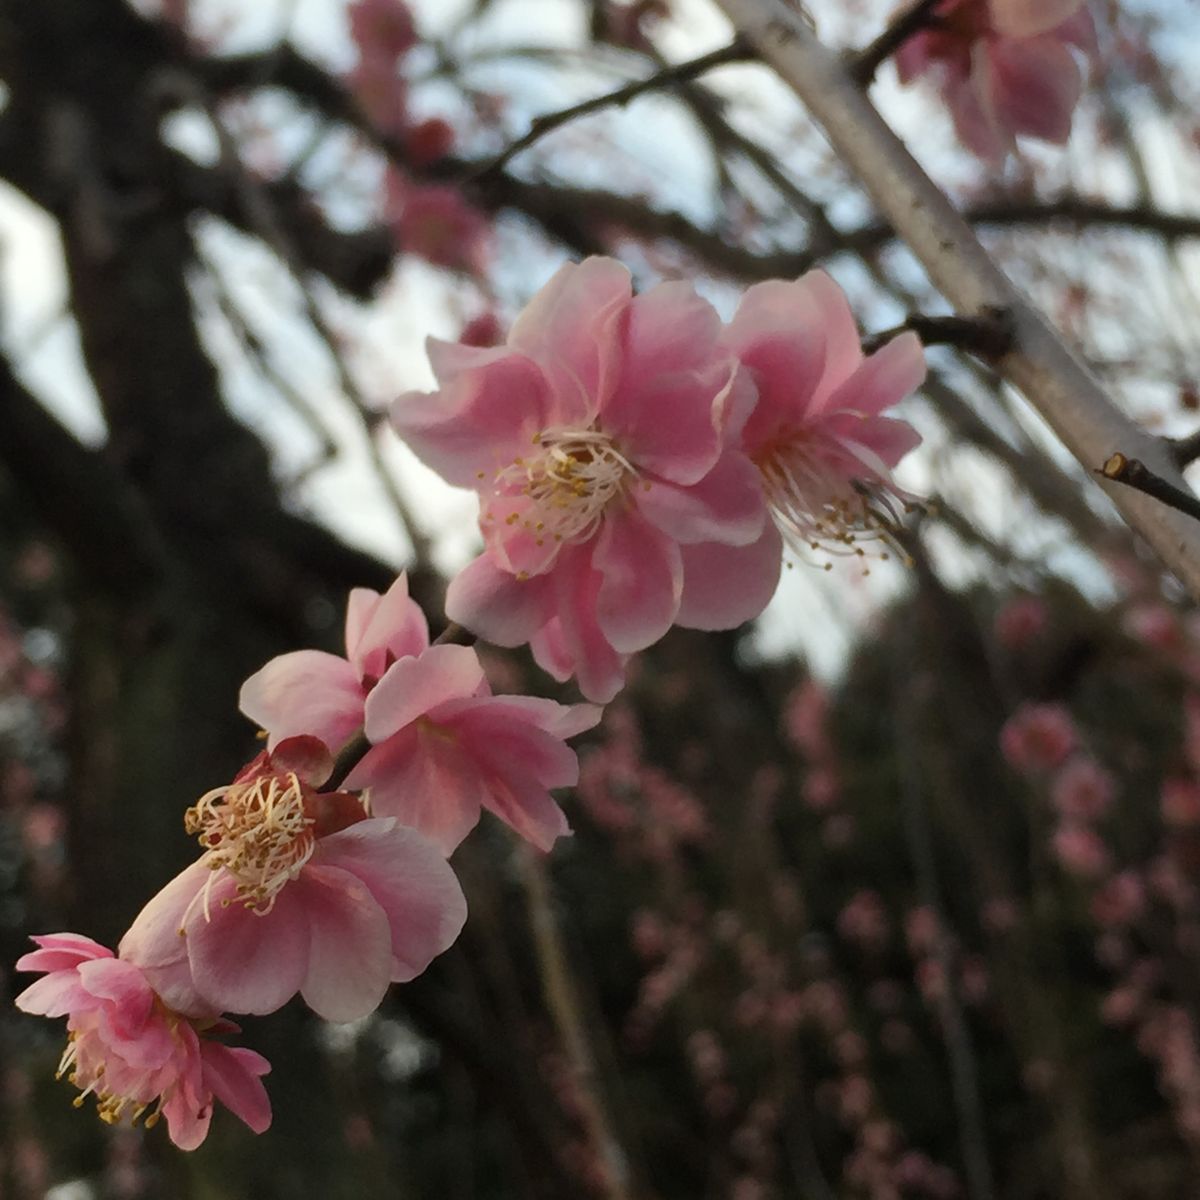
[239,650,364,754]
[593,508,682,654]
[821,332,926,421]
[990,0,1083,38]
[317,820,468,982]
[362,643,486,742]
[16,933,112,974]
[445,554,553,646]
[677,524,784,631]
[636,452,766,546]
[345,574,429,682]
[200,1043,273,1134]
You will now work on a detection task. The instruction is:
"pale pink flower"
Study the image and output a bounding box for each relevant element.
[1051,756,1114,821]
[1000,702,1077,773]
[895,0,1095,161]
[384,173,490,275]
[717,270,925,576]
[993,594,1048,648]
[345,61,409,137]
[1052,822,1110,878]
[15,935,270,1150]
[391,257,769,701]
[119,738,467,1023]
[348,0,417,68]
[239,576,600,854]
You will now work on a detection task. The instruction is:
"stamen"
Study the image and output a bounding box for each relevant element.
[185,771,315,915]
[492,426,635,547]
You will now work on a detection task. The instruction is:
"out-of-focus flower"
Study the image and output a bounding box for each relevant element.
[994,594,1048,648]
[384,173,491,275]
[15,935,270,1149]
[1052,822,1110,878]
[1051,756,1115,821]
[348,0,417,68]
[1000,702,1077,773]
[240,576,600,854]
[391,257,768,701]
[717,270,924,580]
[895,0,1095,161]
[119,738,466,1023]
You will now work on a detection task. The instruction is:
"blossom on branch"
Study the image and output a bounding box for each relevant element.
[391,257,769,701]
[119,737,467,1023]
[239,576,601,854]
[895,0,1095,161]
[15,934,271,1149]
[714,270,925,579]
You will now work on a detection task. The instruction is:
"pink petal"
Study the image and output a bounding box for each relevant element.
[677,524,784,630]
[162,1093,213,1152]
[14,973,92,1017]
[119,861,219,1019]
[529,617,574,684]
[983,36,1082,145]
[821,332,926,420]
[348,726,488,854]
[636,452,766,547]
[479,770,570,852]
[822,413,923,470]
[990,0,1083,38]
[317,820,468,981]
[16,933,112,974]
[294,865,394,1023]
[949,61,1013,160]
[391,347,551,488]
[75,958,154,1028]
[548,554,631,703]
[239,650,364,754]
[200,1043,272,1134]
[362,643,486,742]
[508,258,631,425]
[186,876,311,1016]
[440,694,602,741]
[445,554,553,646]
[592,507,682,654]
[602,283,727,484]
[345,574,429,682]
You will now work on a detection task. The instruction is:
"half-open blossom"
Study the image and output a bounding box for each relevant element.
[119,738,467,1024]
[895,0,1095,161]
[391,257,768,701]
[15,935,270,1150]
[239,575,601,854]
[708,270,924,593]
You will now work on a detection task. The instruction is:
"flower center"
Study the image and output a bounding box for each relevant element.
[58,1025,167,1130]
[486,426,636,551]
[756,432,912,570]
[185,770,315,915]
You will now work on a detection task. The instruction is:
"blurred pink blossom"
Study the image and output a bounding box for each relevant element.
[1162,778,1200,828]
[993,594,1048,647]
[895,0,1095,161]
[1052,822,1110,878]
[392,257,769,701]
[1000,702,1077,773]
[15,935,270,1149]
[384,174,491,275]
[119,738,466,1023]
[1091,871,1146,927]
[1051,756,1115,821]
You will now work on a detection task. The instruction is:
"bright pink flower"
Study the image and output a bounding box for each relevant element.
[1000,702,1077,773]
[1051,756,1114,821]
[384,173,490,275]
[239,576,600,854]
[895,0,1095,161]
[716,271,924,579]
[119,738,467,1023]
[15,935,270,1150]
[391,257,769,701]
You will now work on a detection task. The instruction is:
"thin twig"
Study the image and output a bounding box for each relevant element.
[863,308,1015,358]
[1098,452,1200,525]
[1170,430,1200,469]
[471,39,753,180]
[851,0,942,86]
[518,845,635,1200]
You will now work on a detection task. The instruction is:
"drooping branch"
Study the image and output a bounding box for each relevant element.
[712,0,1200,599]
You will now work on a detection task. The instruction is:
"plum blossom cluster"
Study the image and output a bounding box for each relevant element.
[392,257,926,702]
[16,576,596,1146]
[17,258,924,1149]
[895,0,1096,161]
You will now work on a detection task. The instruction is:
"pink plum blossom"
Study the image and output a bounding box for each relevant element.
[384,173,490,275]
[15,934,270,1149]
[1051,822,1110,878]
[391,257,769,701]
[348,0,417,68]
[1051,756,1115,821]
[895,0,1095,161]
[993,594,1048,648]
[119,738,467,1023]
[239,575,600,854]
[716,270,925,576]
[1000,702,1077,773]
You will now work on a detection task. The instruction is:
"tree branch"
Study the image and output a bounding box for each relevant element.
[851,0,941,87]
[713,0,1200,600]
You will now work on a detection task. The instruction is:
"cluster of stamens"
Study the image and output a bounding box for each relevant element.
[757,434,916,574]
[481,427,636,560]
[58,1030,165,1129]
[184,771,315,916]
